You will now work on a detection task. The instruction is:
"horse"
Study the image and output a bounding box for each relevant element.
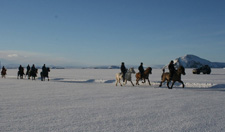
[159,66,186,89]
[136,67,152,85]
[28,68,38,80]
[1,69,7,78]
[25,69,30,78]
[17,68,25,79]
[40,67,50,81]
[116,68,136,86]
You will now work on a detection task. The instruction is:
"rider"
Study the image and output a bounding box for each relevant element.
[168,60,176,80]
[18,65,24,74]
[31,64,36,71]
[26,64,30,75]
[42,64,46,71]
[42,64,47,75]
[2,66,6,71]
[120,62,127,82]
[1,66,6,72]
[138,62,144,80]
[19,65,23,71]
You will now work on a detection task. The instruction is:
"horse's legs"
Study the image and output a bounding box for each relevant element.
[178,80,185,88]
[147,78,151,86]
[169,81,176,89]
[142,78,145,83]
[159,81,162,87]
[167,80,171,89]
[130,81,135,86]
[136,79,139,85]
[115,79,118,86]
[159,78,166,87]
[119,79,122,86]
[116,78,122,86]
[123,80,127,86]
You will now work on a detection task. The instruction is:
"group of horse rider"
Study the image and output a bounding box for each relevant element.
[120,62,145,82]
[18,64,36,76]
[18,64,48,76]
[1,64,48,78]
[120,60,176,81]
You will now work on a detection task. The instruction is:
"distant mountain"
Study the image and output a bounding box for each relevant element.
[172,54,225,68]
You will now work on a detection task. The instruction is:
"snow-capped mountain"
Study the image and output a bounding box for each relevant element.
[173,54,225,68]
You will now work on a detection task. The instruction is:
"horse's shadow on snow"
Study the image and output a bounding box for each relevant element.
[104,80,116,83]
[208,84,225,91]
[54,78,116,84]
[61,79,95,83]
[183,84,225,92]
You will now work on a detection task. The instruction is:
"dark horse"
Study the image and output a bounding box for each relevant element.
[1,69,7,78]
[40,67,50,81]
[28,68,38,80]
[17,67,25,79]
[159,66,186,89]
[136,67,152,85]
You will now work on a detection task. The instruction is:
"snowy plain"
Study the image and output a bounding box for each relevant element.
[1,68,225,132]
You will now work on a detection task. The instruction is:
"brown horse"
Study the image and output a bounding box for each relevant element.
[136,67,152,85]
[1,69,7,78]
[159,66,186,89]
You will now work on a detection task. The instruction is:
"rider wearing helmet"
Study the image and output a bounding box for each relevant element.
[168,60,176,80]
[138,62,144,80]
[120,62,127,82]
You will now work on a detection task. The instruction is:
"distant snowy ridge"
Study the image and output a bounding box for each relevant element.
[173,54,225,68]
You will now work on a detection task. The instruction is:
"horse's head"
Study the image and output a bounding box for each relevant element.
[128,68,135,74]
[145,67,152,74]
[47,67,50,72]
[178,66,186,75]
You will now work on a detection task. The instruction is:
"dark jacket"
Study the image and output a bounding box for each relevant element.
[31,65,36,71]
[42,65,46,72]
[138,65,144,73]
[168,63,175,72]
[19,65,23,71]
[121,64,127,74]
[27,65,30,70]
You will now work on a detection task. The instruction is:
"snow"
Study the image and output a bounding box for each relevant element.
[1,68,225,132]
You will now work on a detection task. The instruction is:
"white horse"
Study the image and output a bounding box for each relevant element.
[116,68,136,86]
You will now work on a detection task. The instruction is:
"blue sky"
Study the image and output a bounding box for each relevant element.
[0,0,225,67]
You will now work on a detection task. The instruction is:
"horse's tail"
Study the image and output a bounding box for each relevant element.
[161,69,165,80]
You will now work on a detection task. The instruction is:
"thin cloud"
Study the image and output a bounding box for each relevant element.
[8,54,18,58]
[0,50,83,66]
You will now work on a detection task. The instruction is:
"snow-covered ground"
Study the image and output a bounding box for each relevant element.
[1,68,225,132]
